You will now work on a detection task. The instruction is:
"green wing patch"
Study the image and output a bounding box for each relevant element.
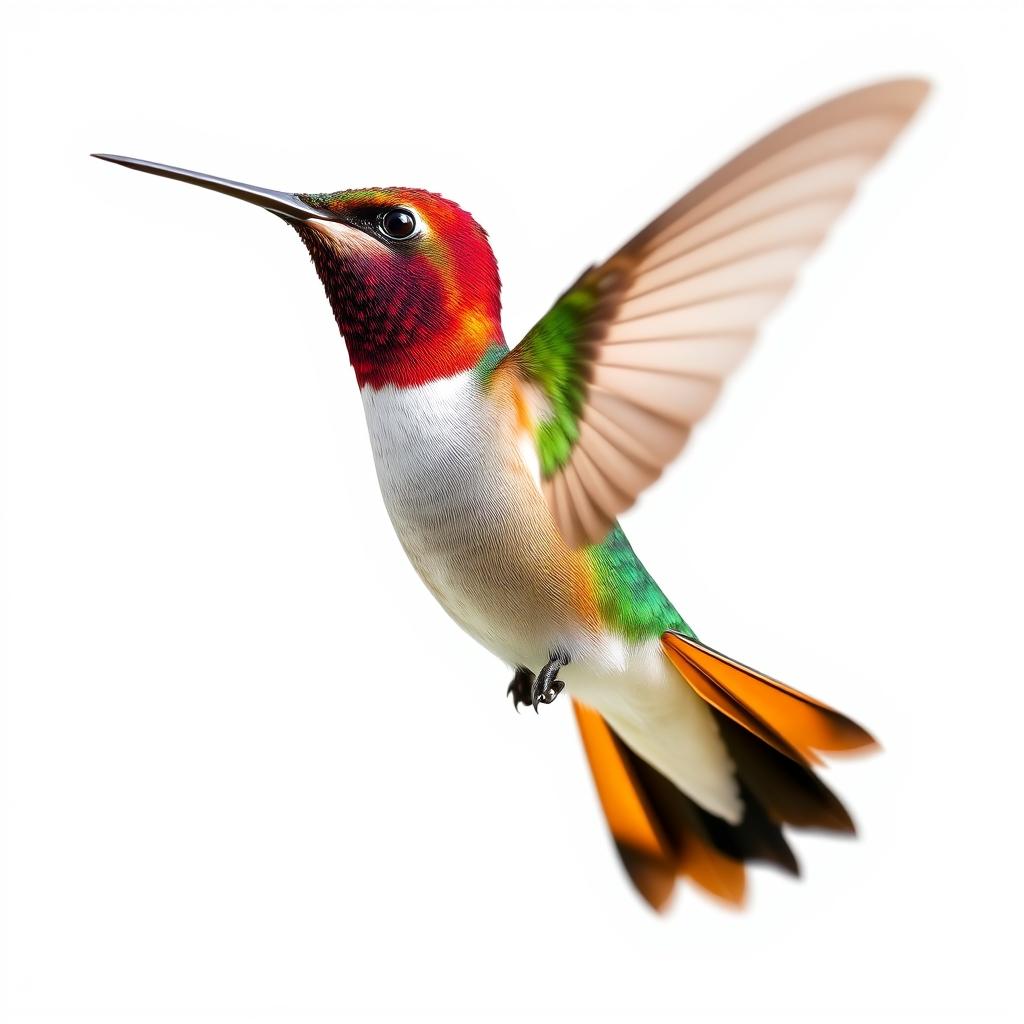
[511,268,609,477]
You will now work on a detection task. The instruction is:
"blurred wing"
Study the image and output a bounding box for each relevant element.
[501,79,928,546]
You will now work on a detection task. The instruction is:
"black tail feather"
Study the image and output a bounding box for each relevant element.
[716,713,857,834]
[623,741,800,880]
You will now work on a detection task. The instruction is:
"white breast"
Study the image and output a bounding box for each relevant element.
[361,372,497,516]
[360,372,578,666]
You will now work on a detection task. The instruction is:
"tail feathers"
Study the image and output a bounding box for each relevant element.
[717,715,856,833]
[574,635,874,911]
[661,631,877,766]
[574,700,799,911]
[624,743,798,895]
[572,700,677,911]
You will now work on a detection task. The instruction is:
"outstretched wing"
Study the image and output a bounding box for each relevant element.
[499,79,929,546]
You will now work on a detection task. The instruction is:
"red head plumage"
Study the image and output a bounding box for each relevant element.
[294,188,504,389]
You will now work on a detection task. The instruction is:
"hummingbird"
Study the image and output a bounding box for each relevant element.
[95,79,928,912]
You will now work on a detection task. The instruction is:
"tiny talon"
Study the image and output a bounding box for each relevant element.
[538,680,564,705]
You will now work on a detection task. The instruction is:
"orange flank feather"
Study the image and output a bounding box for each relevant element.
[661,631,877,765]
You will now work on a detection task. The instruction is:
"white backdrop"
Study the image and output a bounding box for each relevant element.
[2,1,1022,1021]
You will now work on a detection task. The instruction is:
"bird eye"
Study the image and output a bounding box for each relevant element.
[379,207,418,240]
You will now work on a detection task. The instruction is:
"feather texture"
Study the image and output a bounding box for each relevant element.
[661,631,878,765]
[500,79,929,545]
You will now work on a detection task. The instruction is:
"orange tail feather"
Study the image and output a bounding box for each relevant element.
[574,635,875,910]
[661,631,877,765]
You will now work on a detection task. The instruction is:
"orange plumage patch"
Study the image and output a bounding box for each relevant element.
[573,701,668,860]
[573,700,749,911]
[661,631,877,766]
[678,829,747,907]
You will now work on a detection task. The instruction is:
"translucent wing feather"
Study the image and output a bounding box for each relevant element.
[502,79,929,546]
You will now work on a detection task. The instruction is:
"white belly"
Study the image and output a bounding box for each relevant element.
[359,371,607,669]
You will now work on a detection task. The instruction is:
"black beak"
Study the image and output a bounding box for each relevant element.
[91,154,324,221]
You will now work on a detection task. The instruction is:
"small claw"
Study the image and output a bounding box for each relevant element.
[531,670,566,711]
[535,680,565,707]
[530,679,545,713]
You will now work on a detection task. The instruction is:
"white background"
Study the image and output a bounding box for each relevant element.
[2,1,1022,1020]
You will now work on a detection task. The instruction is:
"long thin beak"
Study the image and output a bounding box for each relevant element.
[91,154,325,221]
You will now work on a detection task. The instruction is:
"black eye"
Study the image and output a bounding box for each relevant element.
[379,207,418,240]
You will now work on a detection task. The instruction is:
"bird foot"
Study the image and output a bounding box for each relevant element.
[507,666,535,713]
[507,651,569,713]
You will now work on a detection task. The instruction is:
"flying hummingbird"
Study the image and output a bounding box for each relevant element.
[95,79,928,912]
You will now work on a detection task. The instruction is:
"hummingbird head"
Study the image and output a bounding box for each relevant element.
[91,157,503,390]
[293,188,503,389]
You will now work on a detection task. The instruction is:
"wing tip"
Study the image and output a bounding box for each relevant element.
[821,76,932,120]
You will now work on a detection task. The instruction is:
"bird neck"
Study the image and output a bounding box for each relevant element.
[300,231,504,390]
